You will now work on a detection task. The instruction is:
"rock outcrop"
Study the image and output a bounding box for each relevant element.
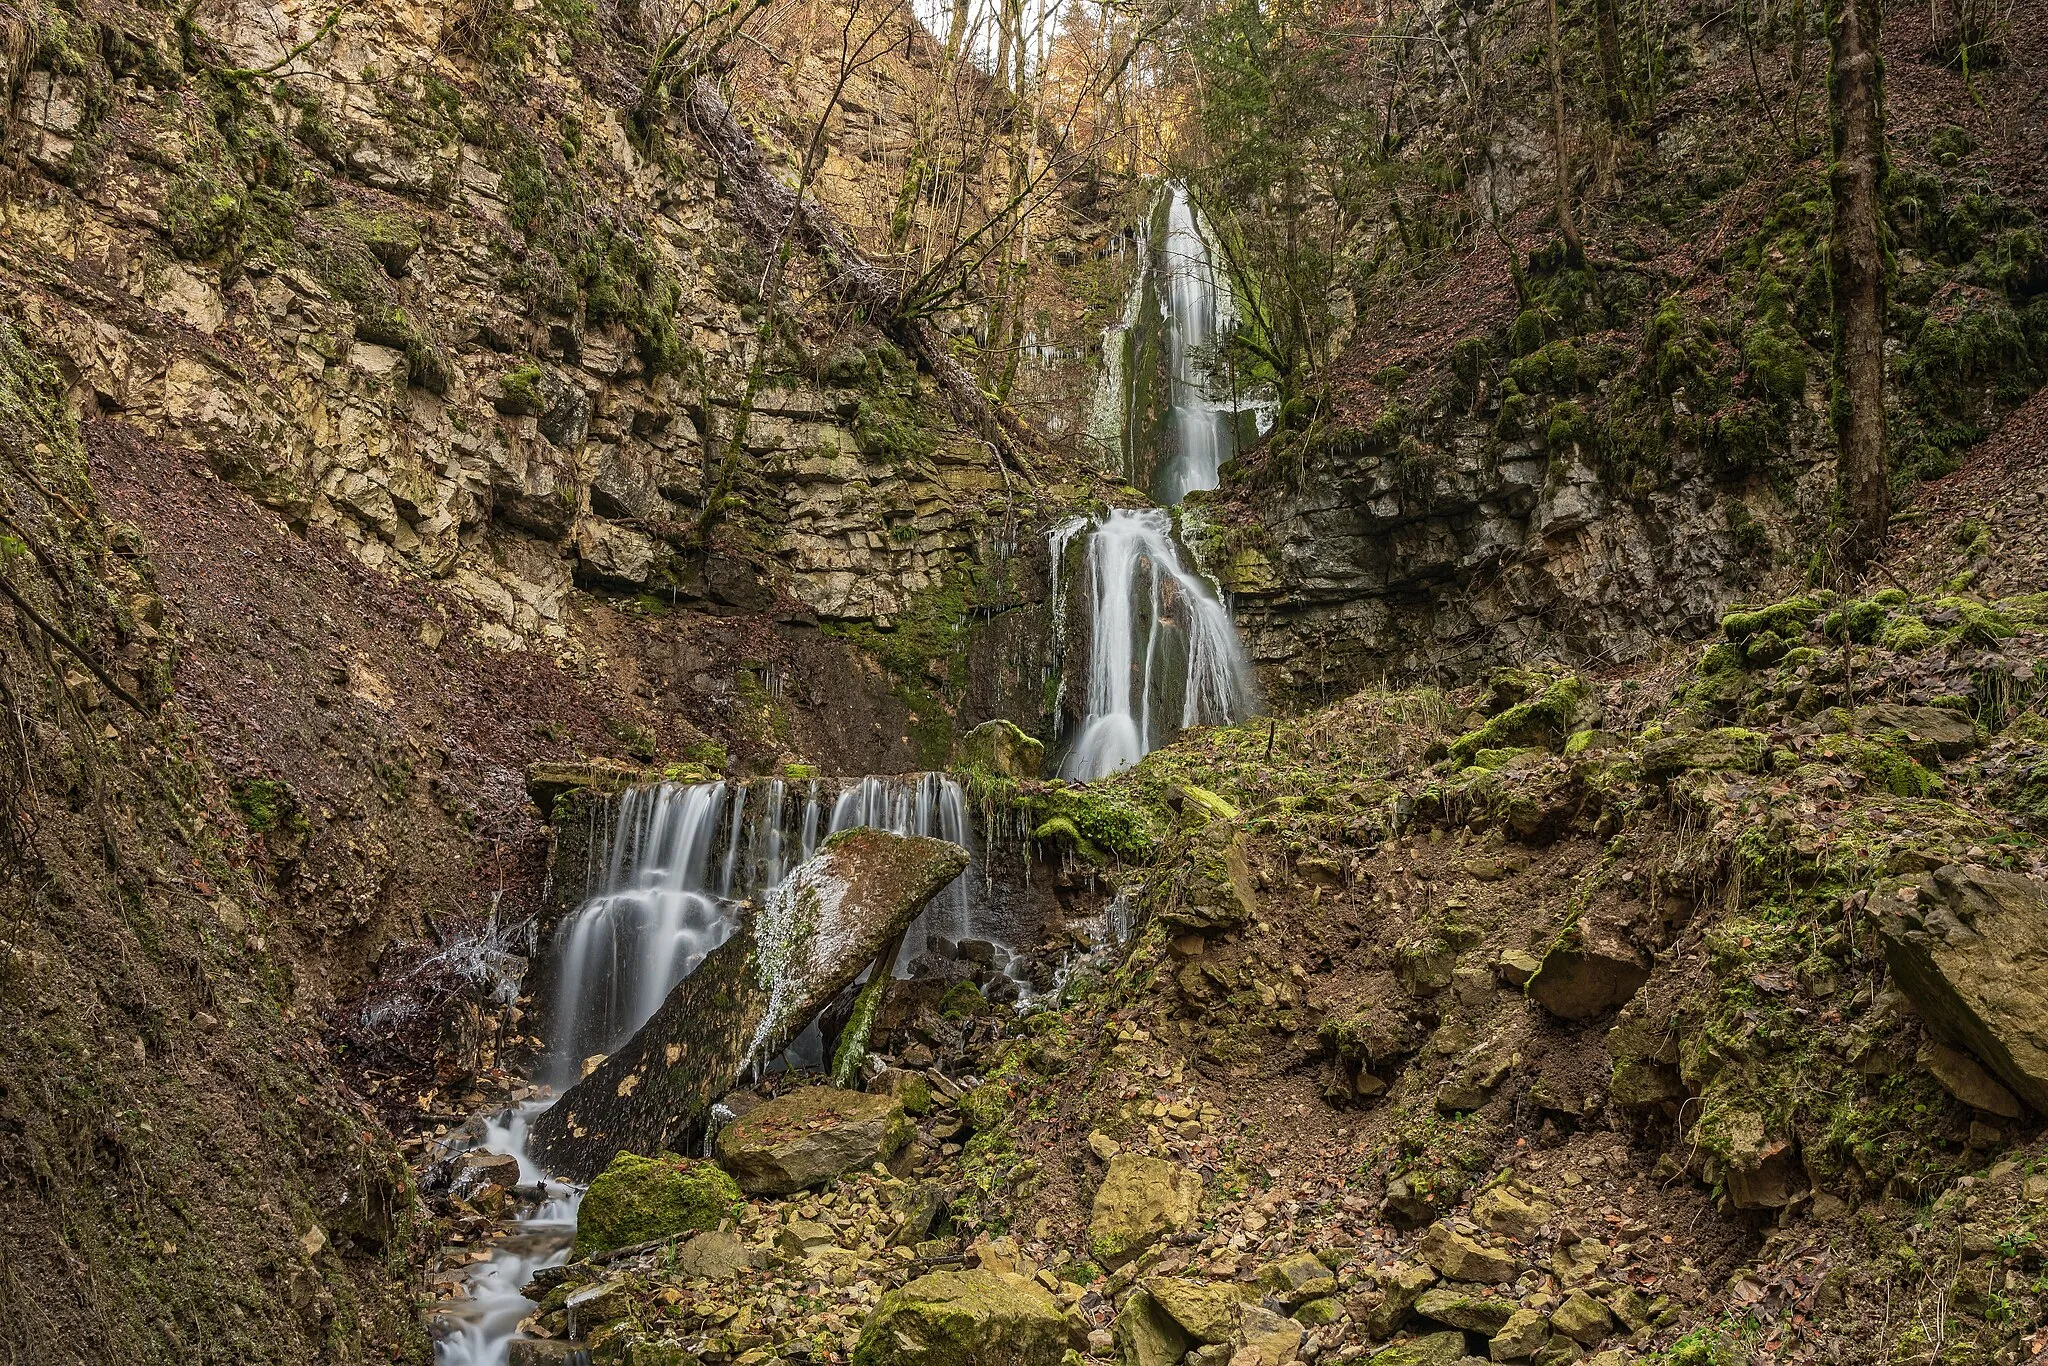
[532,830,968,1177]
[573,1151,744,1258]
[1879,864,2048,1112]
[1088,1153,1204,1268]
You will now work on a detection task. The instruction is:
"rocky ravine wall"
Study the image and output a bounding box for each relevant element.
[1,0,1093,665]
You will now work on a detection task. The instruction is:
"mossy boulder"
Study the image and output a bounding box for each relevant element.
[1158,822,1257,932]
[1144,1276,1249,1343]
[1721,594,1827,642]
[1820,703,1980,763]
[852,1268,1067,1366]
[573,1151,742,1257]
[1088,1153,1203,1268]
[1639,727,1767,781]
[957,719,1044,779]
[713,1086,911,1195]
[1366,1330,1468,1365]
[1449,669,1598,766]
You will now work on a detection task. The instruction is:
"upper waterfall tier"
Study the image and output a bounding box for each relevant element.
[1089,183,1270,505]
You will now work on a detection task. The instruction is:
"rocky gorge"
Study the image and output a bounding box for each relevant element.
[1,0,2046,1363]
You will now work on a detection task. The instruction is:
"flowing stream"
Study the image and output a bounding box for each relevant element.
[432,773,980,1366]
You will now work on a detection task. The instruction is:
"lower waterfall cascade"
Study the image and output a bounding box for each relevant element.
[430,771,990,1366]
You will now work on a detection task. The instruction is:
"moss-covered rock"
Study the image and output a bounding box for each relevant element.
[852,1269,1067,1366]
[1157,821,1257,931]
[1088,1153,1203,1268]
[573,1151,742,1257]
[1448,669,1597,766]
[1639,727,1767,780]
[957,719,1044,779]
[713,1086,910,1195]
[1721,594,1828,643]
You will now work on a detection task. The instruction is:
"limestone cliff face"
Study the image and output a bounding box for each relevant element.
[1,0,1080,648]
[1209,405,1823,696]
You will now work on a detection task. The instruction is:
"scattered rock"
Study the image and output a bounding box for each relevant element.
[1416,1224,1516,1284]
[714,1085,912,1195]
[1365,1330,1468,1365]
[1236,1304,1302,1366]
[1414,1286,1515,1333]
[1639,727,1767,780]
[1548,1291,1613,1345]
[1258,1250,1337,1306]
[1114,1287,1192,1366]
[1826,704,1980,762]
[447,1149,520,1200]
[1089,1153,1203,1268]
[1527,918,1650,1019]
[1489,1307,1552,1361]
[1146,1277,1246,1344]
[672,1228,753,1280]
[573,1151,742,1258]
[1364,1262,1438,1337]
[1917,1040,2024,1117]
[1496,949,1543,987]
[852,1268,1067,1366]
[1472,1183,1556,1238]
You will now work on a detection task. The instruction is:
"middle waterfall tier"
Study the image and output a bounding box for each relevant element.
[544,773,974,1085]
[1053,508,1255,781]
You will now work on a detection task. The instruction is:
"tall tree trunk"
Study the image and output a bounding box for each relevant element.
[1789,0,1809,151]
[1593,0,1627,125]
[684,81,1039,474]
[1828,0,1888,569]
[1546,0,1584,264]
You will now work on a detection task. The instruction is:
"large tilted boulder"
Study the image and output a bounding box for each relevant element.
[852,1269,1067,1366]
[1879,864,2048,1113]
[714,1085,912,1194]
[531,829,969,1179]
[1089,1153,1204,1268]
[572,1151,743,1258]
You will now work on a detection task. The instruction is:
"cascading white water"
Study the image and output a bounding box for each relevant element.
[546,774,980,1084]
[430,1101,580,1366]
[1155,184,1238,506]
[442,771,984,1366]
[1058,183,1263,780]
[546,782,735,1087]
[1057,508,1255,780]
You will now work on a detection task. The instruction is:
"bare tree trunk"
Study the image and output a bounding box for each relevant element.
[1828,0,1889,569]
[1546,0,1585,264]
[1789,0,1809,151]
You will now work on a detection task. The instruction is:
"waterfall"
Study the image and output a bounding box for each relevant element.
[1087,183,1268,503]
[1057,508,1255,780]
[1155,184,1236,506]
[546,783,733,1087]
[545,774,979,1084]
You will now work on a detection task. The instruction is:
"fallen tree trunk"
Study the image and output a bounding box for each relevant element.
[683,81,1038,476]
[529,828,969,1180]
